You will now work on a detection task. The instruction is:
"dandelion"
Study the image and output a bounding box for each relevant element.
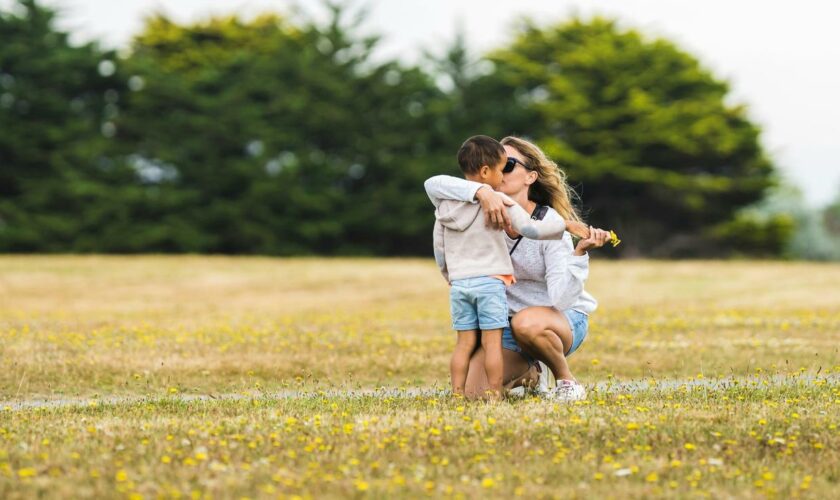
[17,468,36,478]
[608,230,621,247]
[684,443,696,451]
[481,477,495,488]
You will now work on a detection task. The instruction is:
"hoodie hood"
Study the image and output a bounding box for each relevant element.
[435,200,481,232]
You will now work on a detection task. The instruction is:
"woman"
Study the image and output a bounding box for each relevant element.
[424,136,611,400]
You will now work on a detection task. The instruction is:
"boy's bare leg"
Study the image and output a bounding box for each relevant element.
[480,329,504,399]
[451,330,478,396]
[464,347,535,399]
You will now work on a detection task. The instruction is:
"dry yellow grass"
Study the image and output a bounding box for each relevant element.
[1,256,839,498]
[1,256,838,399]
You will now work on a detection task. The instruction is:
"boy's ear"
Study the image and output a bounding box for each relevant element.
[478,165,490,177]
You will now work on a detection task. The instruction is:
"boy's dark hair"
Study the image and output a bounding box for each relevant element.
[457,135,505,175]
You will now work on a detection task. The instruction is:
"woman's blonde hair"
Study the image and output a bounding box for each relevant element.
[500,136,582,223]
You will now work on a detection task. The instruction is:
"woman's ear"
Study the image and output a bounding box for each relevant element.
[524,170,538,186]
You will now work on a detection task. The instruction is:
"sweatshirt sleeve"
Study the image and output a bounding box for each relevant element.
[433,220,449,283]
[543,236,590,311]
[424,175,486,208]
[499,193,566,240]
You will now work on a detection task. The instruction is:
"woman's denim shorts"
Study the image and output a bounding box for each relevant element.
[501,309,589,362]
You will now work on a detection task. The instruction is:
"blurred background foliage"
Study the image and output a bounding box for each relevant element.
[1,0,837,258]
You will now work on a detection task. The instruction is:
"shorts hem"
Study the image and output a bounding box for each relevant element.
[477,322,509,330]
[453,324,479,331]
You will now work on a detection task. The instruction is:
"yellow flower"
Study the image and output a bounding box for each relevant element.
[115,470,128,482]
[608,230,621,247]
[17,468,36,478]
[481,477,495,488]
[355,480,369,491]
[684,443,696,451]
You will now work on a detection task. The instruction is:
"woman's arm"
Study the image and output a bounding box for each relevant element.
[543,237,590,311]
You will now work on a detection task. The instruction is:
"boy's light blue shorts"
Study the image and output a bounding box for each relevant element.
[449,276,508,331]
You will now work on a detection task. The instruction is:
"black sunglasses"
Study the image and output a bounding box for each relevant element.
[503,156,530,173]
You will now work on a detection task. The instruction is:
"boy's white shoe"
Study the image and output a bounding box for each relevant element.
[550,380,586,402]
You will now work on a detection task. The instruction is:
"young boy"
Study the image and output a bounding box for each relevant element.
[431,135,588,399]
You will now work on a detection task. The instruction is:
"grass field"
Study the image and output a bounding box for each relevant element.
[1,256,839,498]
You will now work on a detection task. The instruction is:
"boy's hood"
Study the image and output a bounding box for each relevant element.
[435,200,481,231]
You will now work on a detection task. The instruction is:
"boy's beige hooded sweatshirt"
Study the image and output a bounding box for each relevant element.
[433,193,567,283]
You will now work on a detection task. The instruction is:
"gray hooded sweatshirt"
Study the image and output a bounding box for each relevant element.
[433,192,567,283]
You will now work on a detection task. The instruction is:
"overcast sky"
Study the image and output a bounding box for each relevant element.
[7,0,840,206]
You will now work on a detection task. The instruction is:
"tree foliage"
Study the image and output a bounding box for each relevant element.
[470,18,776,256]
[0,0,126,251]
[0,1,791,257]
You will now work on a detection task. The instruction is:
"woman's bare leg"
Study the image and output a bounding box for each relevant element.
[511,307,576,382]
[464,347,535,400]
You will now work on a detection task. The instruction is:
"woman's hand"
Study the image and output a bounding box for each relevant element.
[574,226,611,256]
[475,185,514,230]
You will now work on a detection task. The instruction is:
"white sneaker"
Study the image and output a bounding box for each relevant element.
[507,386,526,397]
[550,380,586,402]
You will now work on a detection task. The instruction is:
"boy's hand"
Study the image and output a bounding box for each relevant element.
[574,226,613,256]
[565,220,591,240]
[475,185,514,230]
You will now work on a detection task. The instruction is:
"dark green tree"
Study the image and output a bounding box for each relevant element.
[467,18,778,256]
[114,6,450,254]
[0,0,126,251]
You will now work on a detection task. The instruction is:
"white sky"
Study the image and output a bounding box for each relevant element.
[6,0,840,206]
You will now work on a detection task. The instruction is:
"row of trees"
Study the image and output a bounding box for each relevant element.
[2,0,827,257]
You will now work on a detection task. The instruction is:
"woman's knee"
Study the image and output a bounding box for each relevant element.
[511,314,547,342]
